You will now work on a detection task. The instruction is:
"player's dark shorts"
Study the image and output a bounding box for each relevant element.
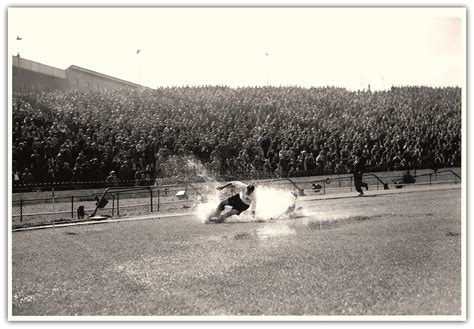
[227,194,250,215]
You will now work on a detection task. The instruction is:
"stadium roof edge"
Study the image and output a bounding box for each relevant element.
[11,56,147,88]
[12,55,66,79]
[66,65,141,88]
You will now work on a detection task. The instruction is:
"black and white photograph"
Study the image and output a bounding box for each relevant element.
[6,1,467,322]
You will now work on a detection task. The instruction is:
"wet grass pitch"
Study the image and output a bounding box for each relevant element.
[11,188,462,317]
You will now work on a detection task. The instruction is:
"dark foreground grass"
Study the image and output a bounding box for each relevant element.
[11,189,462,317]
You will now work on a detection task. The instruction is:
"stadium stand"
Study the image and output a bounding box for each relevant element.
[12,85,461,189]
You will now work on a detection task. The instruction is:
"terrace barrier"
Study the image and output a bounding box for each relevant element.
[11,168,461,229]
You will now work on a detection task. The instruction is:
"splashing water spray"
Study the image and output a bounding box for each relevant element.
[181,156,307,224]
[253,186,298,221]
[185,158,216,183]
[196,184,304,224]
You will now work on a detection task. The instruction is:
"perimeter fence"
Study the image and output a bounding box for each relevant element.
[11,168,461,229]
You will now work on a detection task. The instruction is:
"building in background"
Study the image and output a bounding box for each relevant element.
[12,56,67,93]
[66,65,141,91]
[12,55,142,93]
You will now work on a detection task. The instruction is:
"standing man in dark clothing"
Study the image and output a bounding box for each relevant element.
[353,152,369,196]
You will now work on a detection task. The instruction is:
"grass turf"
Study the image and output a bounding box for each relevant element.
[11,188,462,317]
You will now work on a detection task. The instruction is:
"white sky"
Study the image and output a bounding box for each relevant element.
[8,7,465,90]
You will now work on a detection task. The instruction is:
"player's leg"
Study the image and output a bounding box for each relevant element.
[217,209,239,223]
[285,204,296,214]
[362,181,369,190]
[208,199,230,220]
[354,174,364,195]
[361,176,369,191]
[216,195,250,223]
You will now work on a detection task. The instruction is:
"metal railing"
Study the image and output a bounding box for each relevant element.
[309,169,461,195]
[11,168,461,229]
[12,179,155,194]
[257,177,306,196]
[395,169,461,188]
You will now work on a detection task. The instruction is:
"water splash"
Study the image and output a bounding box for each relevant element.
[185,157,217,183]
[254,186,298,221]
[196,184,300,223]
[196,192,221,224]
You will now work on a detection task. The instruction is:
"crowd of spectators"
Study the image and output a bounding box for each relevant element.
[12,85,461,186]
